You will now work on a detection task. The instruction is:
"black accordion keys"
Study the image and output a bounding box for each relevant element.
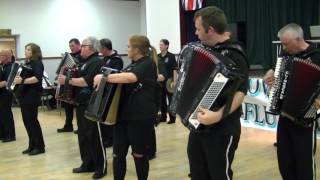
[170,42,243,131]
[55,52,79,104]
[266,57,320,127]
[85,67,122,125]
[6,62,32,97]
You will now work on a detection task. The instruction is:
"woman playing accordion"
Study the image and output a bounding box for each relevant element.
[94,35,158,180]
[13,43,45,156]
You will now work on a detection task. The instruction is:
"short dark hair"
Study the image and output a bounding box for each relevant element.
[69,38,80,45]
[160,39,169,46]
[194,6,227,34]
[100,38,113,50]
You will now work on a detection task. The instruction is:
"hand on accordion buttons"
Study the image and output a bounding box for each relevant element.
[197,106,224,125]
[57,74,66,85]
[93,74,103,89]
[263,70,275,86]
[13,76,23,84]
[315,98,320,109]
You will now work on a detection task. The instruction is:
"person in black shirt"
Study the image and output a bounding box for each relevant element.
[263,23,319,180]
[157,39,178,124]
[100,38,123,70]
[58,36,106,179]
[99,38,124,148]
[94,35,158,180]
[0,49,16,142]
[186,7,249,180]
[57,38,82,133]
[14,43,46,156]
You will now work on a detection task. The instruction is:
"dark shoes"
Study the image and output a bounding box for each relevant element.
[72,166,94,173]
[148,154,156,160]
[92,170,106,179]
[2,137,16,142]
[22,148,33,154]
[22,148,45,155]
[29,148,45,156]
[57,127,73,133]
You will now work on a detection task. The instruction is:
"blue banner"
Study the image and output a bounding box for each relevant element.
[241,78,319,137]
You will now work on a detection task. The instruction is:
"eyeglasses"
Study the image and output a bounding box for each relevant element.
[81,44,92,48]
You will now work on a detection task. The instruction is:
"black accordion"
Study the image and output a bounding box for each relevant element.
[55,52,79,104]
[170,42,243,131]
[266,57,320,127]
[6,62,32,97]
[85,67,122,125]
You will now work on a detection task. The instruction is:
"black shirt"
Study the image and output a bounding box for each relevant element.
[158,59,167,80]
[70,50,85,66]
[119,56,158,121]
[18,59,44,106]
[285,43,320,66]
[0,63,14,105]
[74,52,104,105]
[103,50,124,71]
[206,39,249,135]
[158,51,177,79]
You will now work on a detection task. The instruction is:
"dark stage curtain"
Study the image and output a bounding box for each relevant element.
[180,0,319,69]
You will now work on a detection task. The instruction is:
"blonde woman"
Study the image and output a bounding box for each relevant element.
[94,35,158,180]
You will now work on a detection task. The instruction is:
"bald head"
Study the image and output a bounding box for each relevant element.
[0,49,13,64]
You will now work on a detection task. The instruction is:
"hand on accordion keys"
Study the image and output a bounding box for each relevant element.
[197,106,225,125]
[13,75,23,85]
[263,69,275,86]
[93,74,104,90]
[57,74,67,85]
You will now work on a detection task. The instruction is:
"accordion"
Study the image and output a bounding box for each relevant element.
[55,53,78,104]
[85,67,122,125]
[266,57,320,127]
[170,42,244,131]
[6,62,32,97]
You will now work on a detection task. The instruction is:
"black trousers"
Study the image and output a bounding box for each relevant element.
[113,119,153,180]
[20,104,45,150]
[277,116,317,180]
[146,125,156,157]
[63,102,74,128]
[160,84,175,122]
[0,102,15,139]
[76,104,106,173]
[187,130,240,180]
[100,124,114,147]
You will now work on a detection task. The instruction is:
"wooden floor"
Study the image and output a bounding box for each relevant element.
[0,107,319,180]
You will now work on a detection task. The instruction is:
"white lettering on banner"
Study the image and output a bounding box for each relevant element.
[241,78,320,137]
[241,78,278,131]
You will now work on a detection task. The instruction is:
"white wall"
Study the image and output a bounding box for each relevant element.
[144,0,181,54]
[0,0,141,58]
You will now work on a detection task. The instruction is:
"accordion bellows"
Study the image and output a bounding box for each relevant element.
[266,57,320,127]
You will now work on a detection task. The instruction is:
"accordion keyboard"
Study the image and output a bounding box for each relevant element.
[189,73,229,129]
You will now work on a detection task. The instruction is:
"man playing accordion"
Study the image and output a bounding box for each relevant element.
[0,49,16,143]
[185,6,249,180]
[264,23,320,180]
[58,36,106,179]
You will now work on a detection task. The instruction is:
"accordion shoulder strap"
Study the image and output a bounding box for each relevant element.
[214,41,249,67]
[300,48,320,59]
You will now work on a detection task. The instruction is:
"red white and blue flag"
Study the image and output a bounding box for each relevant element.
[181,0,204,11]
